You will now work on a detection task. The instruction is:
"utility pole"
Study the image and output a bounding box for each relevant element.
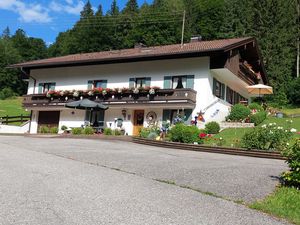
[181,10,186,47]
[297,0,300,78]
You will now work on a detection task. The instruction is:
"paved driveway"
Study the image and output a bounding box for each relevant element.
[0,136,289,225]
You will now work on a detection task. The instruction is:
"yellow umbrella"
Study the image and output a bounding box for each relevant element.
[247,84,273,96]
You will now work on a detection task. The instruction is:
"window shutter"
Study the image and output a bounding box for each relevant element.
[162,109,171,122]
[186,75,195,89]
[184,109,193,124]
[88,80,93,89]
[101,80,107,88]
[212,78,216,95]
[129,78,135,88]
[163,76,172,89]
[50,82,56,91]
[38,83,44,94]
[145,77,151,87]
[221,83,225,100]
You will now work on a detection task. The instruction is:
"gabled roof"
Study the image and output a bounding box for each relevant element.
[10,37,255,69]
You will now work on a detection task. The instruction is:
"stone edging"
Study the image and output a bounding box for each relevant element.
[132,137,286,160]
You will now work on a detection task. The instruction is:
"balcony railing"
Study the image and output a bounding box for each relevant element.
[23,88,197,109]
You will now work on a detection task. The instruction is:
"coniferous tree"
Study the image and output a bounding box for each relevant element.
[95,4,103,17]
[108,0,119,16]
[80,0,94,19]
[1,26,10,39]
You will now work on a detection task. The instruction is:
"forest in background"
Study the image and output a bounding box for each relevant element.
[0,0,299,107]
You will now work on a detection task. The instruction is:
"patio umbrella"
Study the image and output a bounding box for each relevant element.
[65,98,108,110]
[247,84,273,97]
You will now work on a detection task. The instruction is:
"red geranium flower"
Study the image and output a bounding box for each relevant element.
[199,133,207,138]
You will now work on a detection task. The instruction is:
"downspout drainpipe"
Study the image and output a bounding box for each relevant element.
[20,67,35,133]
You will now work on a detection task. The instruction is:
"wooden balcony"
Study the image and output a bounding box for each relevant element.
[23,88,197,109]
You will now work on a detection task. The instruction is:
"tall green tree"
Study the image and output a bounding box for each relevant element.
[108,0,120,16]
[80,0,94,19]
[0,38,25,95]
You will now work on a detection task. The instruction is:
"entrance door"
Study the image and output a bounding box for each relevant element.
[38,111,60,132]
[133,110,144,136]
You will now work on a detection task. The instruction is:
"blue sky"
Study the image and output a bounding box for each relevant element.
[0,0,152,45]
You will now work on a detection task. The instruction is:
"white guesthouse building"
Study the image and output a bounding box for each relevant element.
[12,37,268,135]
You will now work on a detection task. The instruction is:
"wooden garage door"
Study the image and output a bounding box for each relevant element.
[38,111,60,130]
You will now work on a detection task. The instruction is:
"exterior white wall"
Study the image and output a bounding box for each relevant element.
[0,122,29,134]
[26,57,250,134]
[58,109,85,133]
[30,110,39,134]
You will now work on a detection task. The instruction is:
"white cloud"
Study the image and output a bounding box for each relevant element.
[49,0,84,15]
[0,0,85,24]
[0,0,52,23]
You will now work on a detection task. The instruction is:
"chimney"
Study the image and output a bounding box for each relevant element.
[190,35,202,43]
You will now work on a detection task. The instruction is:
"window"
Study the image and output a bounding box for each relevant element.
[226,86,247,105]
[213,78,225,99]
[129,77,151,88]
[164,75,194,89]
[94,80,107,89]
[162,109,193,124]
[172,76,187,89]
[38,82,55,94]
[135,78,146,88]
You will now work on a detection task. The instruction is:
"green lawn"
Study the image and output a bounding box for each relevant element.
[0,97,29,117]
[250,187,300,225]
[281,108,300,117]
[204,116,300,148]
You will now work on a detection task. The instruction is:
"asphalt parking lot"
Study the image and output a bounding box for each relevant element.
[0,136,289,225]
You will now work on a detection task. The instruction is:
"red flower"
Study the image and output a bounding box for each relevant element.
[199,133,207,138]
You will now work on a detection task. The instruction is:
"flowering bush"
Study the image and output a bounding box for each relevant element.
[226,104,251,122]
[281,139,300,188]
[249,111,267,126]
[241,123,295,151]
[205,121,220,134]
[169,123,204,144]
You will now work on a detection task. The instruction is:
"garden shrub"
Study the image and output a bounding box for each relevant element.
[139,127,151,138]
[139,126,160,138]
[249,111,267,126]
[281,140,300,188]
[49,127,58,134]
[227,104,251,122]
[248,103,264,112]
[147,132,158,140]
[241,123,294,151]
[39,126,50,133]
[205,121,220,134]
[71,127,83,135]
[82,126,94,135]
[61,125,68,131]
[103,128,113,135]
[169,124,203,144]
[114,129,122,136]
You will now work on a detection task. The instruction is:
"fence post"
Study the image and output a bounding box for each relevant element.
[21,114,23,123]
[6,115,8,124]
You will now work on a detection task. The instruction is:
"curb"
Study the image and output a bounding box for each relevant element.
[132,137,286,160]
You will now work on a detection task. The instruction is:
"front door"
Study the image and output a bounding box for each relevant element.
[133,110,144,136]
[38,111,60,132]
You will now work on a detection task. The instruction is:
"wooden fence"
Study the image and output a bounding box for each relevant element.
[0,115,30,125]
